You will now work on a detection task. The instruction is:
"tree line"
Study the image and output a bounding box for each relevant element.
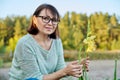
[0,11,120,54]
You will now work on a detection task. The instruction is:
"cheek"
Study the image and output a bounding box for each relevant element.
[52,26,57,32]
[36,19,43,26]
[36,20,45,29]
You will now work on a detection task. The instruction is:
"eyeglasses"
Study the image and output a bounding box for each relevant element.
[37,16,60,25]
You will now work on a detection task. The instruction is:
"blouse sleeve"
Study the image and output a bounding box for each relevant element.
[15,41,43,80]
[54,39,66,71]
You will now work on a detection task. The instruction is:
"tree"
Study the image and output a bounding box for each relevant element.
[110,14,118,27]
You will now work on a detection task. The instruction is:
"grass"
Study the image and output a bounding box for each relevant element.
[114,59,117,80]
[64,50,120,61]
[0,62,11,68]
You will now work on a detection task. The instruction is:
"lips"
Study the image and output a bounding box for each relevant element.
[45,27,53,31]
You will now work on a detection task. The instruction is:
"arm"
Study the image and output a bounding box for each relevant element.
[43,69,66,80]
[42,39,83,80]
[16,39,83,80]
[15,43,44,80]
[43,39,89,79]
[54,39,66,71]
[15,41,73,80]
[42,39,67,80]
[43,60,83,80]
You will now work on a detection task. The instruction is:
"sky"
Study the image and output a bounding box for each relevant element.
[0,0,120,19]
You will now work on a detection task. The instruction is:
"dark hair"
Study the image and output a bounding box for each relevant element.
[27,4,60,39]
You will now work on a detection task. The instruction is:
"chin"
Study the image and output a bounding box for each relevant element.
[45,30,54,34]
[46,31,54,35]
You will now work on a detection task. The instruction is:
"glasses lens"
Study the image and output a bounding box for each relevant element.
[42,16,50,23]
[38,16,59,25]
[52,20,59,25]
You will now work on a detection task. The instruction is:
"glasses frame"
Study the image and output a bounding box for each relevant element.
[37,16,60,25]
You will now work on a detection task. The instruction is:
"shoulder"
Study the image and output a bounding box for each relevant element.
[18,34,31,43]
[16,34,34,48]
[54,38,62,43]
[14,34,36,60]
[14,34,36,56]
[53,38,62,46]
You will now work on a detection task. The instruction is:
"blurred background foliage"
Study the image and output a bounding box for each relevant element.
[0,11,120,65]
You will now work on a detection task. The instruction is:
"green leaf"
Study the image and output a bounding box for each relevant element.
[114,59,117,80]
[79,76,84,80]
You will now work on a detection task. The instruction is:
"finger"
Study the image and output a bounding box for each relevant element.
[86,60,90,64]
[73,69,83,78]
[83,68,89,72]
[71,60,79,65]
[84,63,89,68]
[83,57,90,61]
[86,68,89,72]
[74,73,82,78]
[81,58,90,65]
[85,61,89,66]
[80,58,86,64]
[73,64,83,69]
[85,66,89,72]
[72,68,82,72]
[75,69,82,74]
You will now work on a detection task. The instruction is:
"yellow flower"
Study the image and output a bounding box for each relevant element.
[83,35,96,52]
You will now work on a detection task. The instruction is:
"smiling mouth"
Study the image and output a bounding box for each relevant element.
[45,27,53,30]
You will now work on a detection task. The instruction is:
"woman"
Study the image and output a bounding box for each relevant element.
[9,4,89,80]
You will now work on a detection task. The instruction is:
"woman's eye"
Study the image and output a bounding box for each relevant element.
[53,19,58,22]
[43,17,50,21]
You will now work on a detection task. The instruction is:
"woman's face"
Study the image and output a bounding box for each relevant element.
[33,9,58,35]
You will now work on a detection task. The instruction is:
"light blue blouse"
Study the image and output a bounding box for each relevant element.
[9,34,66,80]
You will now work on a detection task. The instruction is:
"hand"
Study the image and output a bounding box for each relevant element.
[80,57,90,71]
[64,60,83,78]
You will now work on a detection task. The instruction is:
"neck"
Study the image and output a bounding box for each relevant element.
[32,33,52,50]
[33,33,50,42]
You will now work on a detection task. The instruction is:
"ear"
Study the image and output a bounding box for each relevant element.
[33,15,37,24]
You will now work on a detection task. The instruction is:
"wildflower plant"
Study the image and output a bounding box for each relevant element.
[83,19,96,53]
[114,59,117,80]
[78,19,96,80]
[78,19,119,80]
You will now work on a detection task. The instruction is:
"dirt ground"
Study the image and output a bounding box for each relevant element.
[87,60,120,80]
[63,60,120,80]
[0,60,120,80]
